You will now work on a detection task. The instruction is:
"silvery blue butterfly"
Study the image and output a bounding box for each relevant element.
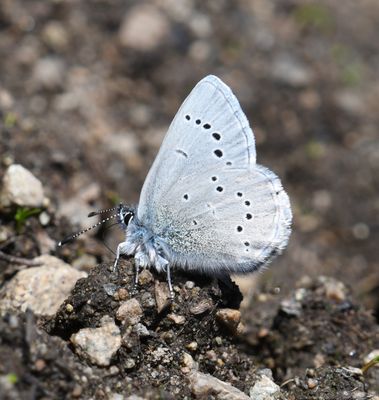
[60,76,292,298]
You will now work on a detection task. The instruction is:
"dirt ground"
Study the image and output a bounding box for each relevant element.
[0,0,378,399]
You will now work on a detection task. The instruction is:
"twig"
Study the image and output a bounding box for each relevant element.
[0,250,42,266]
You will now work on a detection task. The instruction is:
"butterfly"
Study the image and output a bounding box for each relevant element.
[60,76,292,298]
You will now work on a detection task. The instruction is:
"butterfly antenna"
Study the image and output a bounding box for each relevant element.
[88,205,120,218]
[58,214,118,246]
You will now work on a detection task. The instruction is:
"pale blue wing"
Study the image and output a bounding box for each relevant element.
[138,75,256,222]
[136,75,291,274]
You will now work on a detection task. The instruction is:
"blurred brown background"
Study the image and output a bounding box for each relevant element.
[0,1,378,314]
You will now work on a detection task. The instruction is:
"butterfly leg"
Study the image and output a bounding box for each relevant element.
[134,262,140,290]
[166,263,174,300]
[113,243,122,272]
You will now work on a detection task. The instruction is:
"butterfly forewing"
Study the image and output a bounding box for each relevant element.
[138,75,256,223]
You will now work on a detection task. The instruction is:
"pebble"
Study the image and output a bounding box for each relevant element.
[249,374,281,400]
[307,378,318,389]
[181,352,197,372]
[0,255,86,316]
[0,164,45,208]
[167,313,186,325]
[70,316,121,367]
[154,281,171,313]
[205,350,217,362]
[65,304,74,313]
[103,283,118,296]
[114,288,129,301]
[72,254,97,272]
[116,298,143,325]
[124,358,136,370]
[138,269,154,285]
[119,4,170,51]
[133,323,150,337]
[280,297,302,317]
[42,21,69,51]
[32,57,65,90]
[188,370,250,400]
[38,211,50,226]
[185,280,195,289]
[270,54,314,87]
[186,341,198,351]
[318,276,347,302]
[216,308,241,332]
[189,299,213,315]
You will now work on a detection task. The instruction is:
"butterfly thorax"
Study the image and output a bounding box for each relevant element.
[118,208,170,273]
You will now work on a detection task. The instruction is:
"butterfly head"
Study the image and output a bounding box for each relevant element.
[117,204,134,229]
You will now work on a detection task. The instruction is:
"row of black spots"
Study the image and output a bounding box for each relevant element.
[185,114,212,130]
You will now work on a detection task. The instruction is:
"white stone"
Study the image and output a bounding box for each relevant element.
[249,375,281,400]
[116,298,143,325]
[188,370,250,399]
[271,55,313,87]
[33,57,65,89]
[0,255,87,316]
[1,164,44,208]
[70,316,121,367]
[119,4,170,51]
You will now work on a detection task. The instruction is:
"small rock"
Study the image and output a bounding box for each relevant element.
[216,308,241,332]
[119,4,170,51]
[271,55,313,87]
[38,211,50,226]
[32,57,65,90]
[0,164,45,208]
[215,336,222,346]
[313,353,326,368]
[186,341,198,351]
[190,299,213,315]
[114,287,129,301]
[318,276,347,302]
[0,255,86,316]
[71,384,83,398]
[280,297,302,317]
[42,21,69,50]
[72,254,97,272]
[0,88,14,109]
[103,283,118,297]
[182,352,197,370]
[205,350,217,362]
[307,378,318,389]
[249,374,281,400]
[151,346,171,364]
[125,358,136,370]
[116,298,143,325]
[65,304,74,313]
[185,280,195,289]
[138,269,153,285]
[70,316,121,367]
[154,281,171,313]
[133,323,150,337]
[188,370,250,400]
[340,366,363,376]
[167,313,186,325]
